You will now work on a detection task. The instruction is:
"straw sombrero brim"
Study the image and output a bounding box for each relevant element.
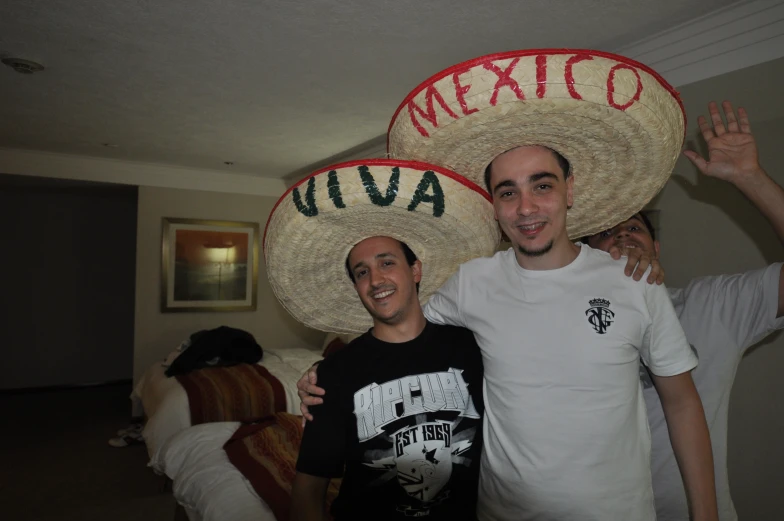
[264,159,500,334]
[387,49,685,239]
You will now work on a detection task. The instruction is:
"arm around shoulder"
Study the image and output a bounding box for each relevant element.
[423,269,465,327]
[290,472,331,521]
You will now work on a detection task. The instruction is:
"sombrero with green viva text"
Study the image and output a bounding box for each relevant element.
[387,49,686,239]
[264,159,500,334]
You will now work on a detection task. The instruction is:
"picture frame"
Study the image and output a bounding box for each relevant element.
[161,218,259,312]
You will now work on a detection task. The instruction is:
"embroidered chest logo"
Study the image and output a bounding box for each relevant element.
[586,298,614,334]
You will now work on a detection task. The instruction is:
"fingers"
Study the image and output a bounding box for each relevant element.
[300,402,314,423]
[303,395,323,406]
[722,100,739,133]
[696,115,715,143]
[608,245,622,260]
[631,254,651,281]
[624,252,640,278]
[682,150,708,174]
[737,106,751,133]
[304,383,325,396]
[709,101,726,136]
[656,264,665,285]
[646,259,664,285]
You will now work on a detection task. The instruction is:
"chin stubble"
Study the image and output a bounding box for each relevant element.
[517,240,554,257]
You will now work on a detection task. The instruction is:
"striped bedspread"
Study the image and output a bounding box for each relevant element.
[175,364,286,425]
[224,412,340,520]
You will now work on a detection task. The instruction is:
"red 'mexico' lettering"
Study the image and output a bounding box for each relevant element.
[452,70,478,116]
[606,64,643,111]
[565,54,593,100]
[536,55,547,99]
[483,58,525,106]
[408,85,459,138]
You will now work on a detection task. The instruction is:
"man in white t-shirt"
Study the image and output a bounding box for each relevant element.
[421,144,717,521]
[585,101,784,521]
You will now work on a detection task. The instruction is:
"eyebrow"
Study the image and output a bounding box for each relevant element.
[351,252,398,273]
[529,172,559,183]
[492,179,516,196]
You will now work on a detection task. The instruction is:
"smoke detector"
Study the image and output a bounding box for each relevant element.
[2,58,45,74]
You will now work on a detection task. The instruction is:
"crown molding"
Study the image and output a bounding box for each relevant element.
[0,148,286,197]
[612,0,784,87]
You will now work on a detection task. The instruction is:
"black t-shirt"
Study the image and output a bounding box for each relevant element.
[296,321,484,520]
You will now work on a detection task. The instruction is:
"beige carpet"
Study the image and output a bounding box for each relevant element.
[0,383,176,521]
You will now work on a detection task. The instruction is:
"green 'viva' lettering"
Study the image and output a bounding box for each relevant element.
[407,171,444,217]
[292,177,318,217]
[359,165,399,206]
[327,170,345,209]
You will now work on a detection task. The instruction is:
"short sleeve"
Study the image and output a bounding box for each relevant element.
[684,263,784,351]
[423,270,466,327]
[295,359,349,478]
[641,282,698,377]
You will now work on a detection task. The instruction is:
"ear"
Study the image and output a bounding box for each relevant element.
[411,259,423,283]
[566,175,575,210]
[653,240,661,259]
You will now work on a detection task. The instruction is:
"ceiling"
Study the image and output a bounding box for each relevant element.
[0,0,781,188]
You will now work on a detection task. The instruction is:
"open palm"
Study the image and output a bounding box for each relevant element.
[683,101,760,182]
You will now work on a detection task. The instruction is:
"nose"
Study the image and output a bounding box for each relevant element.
[369,268,385,288]
[614,228,629,240]
[517,192,539,216]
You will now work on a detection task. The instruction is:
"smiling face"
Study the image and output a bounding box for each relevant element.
[347,236,422,327]
[489,146,575,266]
[586,213,660,258]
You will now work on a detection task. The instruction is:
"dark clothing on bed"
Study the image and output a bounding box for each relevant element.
[296,322,484,520]
[165,326,262,376]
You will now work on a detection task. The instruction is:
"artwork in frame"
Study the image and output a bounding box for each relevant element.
[161,218,259,312]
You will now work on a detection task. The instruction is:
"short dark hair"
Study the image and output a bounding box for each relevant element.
[345,239,420,292]
[579,211,657,243]
[484,146,571,194]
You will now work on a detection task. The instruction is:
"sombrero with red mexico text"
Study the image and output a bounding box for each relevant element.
[387,49,685,239]
[264,159,500,333]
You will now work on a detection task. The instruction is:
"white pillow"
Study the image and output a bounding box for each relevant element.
[156,421,241,479]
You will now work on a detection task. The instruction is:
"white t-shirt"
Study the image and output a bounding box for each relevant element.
[424,244,698,521]
[643,263,784,521]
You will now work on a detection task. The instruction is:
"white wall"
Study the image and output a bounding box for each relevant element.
[132,185,325,386]
[649,90,784,517]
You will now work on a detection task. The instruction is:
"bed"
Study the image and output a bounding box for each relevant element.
[160,421,272,521]
[133,344,325,470]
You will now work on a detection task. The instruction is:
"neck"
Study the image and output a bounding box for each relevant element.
[371,304,428,343]
[514,237,581,270]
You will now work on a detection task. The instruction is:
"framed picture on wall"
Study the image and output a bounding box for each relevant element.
[161,218,259,312]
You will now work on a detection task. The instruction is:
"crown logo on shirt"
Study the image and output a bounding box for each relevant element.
[586,298,614,334]
[588,298,610,309]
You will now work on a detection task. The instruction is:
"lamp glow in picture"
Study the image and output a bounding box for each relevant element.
[161,218,259,312]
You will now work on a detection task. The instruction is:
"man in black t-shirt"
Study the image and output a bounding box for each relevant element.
[291,236,484,521]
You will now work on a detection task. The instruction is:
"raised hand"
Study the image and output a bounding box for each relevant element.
[682,101,762,183]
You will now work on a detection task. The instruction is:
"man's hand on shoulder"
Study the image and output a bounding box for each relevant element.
[297,363,325,426]
[608,245,665,285]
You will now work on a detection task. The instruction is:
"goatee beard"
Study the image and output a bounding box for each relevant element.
[517,240,554,257]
